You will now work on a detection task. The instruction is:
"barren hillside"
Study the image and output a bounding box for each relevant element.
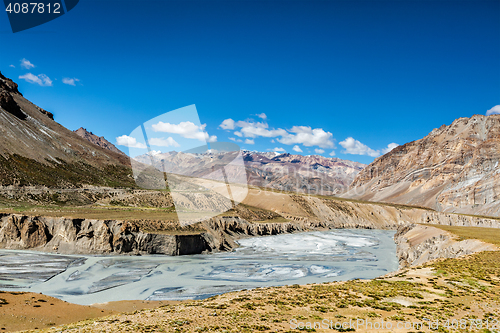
[0,72,135,187]
[344,114,500,216]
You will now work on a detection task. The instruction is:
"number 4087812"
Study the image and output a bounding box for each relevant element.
[5,2,61,14]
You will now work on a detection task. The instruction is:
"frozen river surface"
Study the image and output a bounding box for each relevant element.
[0,229,398,305]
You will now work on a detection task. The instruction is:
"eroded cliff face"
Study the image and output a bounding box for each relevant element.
[344,115,500,216]
[0,214,207,255]
[1,194,499,267]
[394,224,497,268]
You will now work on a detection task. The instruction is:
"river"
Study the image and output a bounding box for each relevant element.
[0,228,398,305]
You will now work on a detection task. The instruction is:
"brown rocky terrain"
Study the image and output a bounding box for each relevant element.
[1,182,499,332]
[244,152,365,194]
[0,72,136,188]
[74,127,125,155]
[0,213,207,255]
[2,187,500,256]
[344,114,500,216]
[2,187,500,332]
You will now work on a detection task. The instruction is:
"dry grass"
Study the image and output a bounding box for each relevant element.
[425,224,500,247]
[0,191,291,226]
[316,194,437,212]
[453,212,500,221]
[0,204,179,221]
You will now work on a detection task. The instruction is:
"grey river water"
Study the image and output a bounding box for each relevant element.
[0,229,398,305]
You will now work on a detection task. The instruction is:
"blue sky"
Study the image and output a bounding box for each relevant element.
[1,0,499,164]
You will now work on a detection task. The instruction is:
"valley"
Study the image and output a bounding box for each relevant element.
[0,70,500,332]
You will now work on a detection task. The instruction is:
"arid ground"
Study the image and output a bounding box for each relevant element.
[0,225,498,333]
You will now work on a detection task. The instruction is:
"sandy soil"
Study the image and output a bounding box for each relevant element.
[90,300,185,313]
[0,291,115,332]
[242,188,311,217]
[0,292,190,332]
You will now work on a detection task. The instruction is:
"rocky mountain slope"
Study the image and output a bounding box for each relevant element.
[74,127,125,155]
[134,150,365,195]
[0,71,134,187]
[343,114,500,216]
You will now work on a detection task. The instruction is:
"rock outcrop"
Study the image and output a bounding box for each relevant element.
[74,127,125,155]
[200,216,330,251]
[344,114,500,216]
[395,224,497,268]
[0,72,26,120]
[1,187,500,267]
[0,214,207,255]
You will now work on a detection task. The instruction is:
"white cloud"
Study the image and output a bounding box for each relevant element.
[62,77,80,86]
[149,137,180,147]
[235,121,288,138]
[292,145,303,153]
[315,148,325,154]
[273,147,286,152]
[9,64,15,68]
[219,118,235,130]
[381,142,399,154]
[18,73,52,86]
[339,137,380,157]
[256,113,267,120]
[486,105,500,116]
[116,135,147,148]
[152,120,214,142]
[229,137,242,142]
[152,121,200,137]
[148,150,161,156]
[244,139,255,144]
[278,126,335,148]
[20,58,35,69]
[329,151,336,156]
[226,117,335,150]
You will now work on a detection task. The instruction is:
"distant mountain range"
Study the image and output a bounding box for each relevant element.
[344,114,500,216]
[134,150,365,195]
